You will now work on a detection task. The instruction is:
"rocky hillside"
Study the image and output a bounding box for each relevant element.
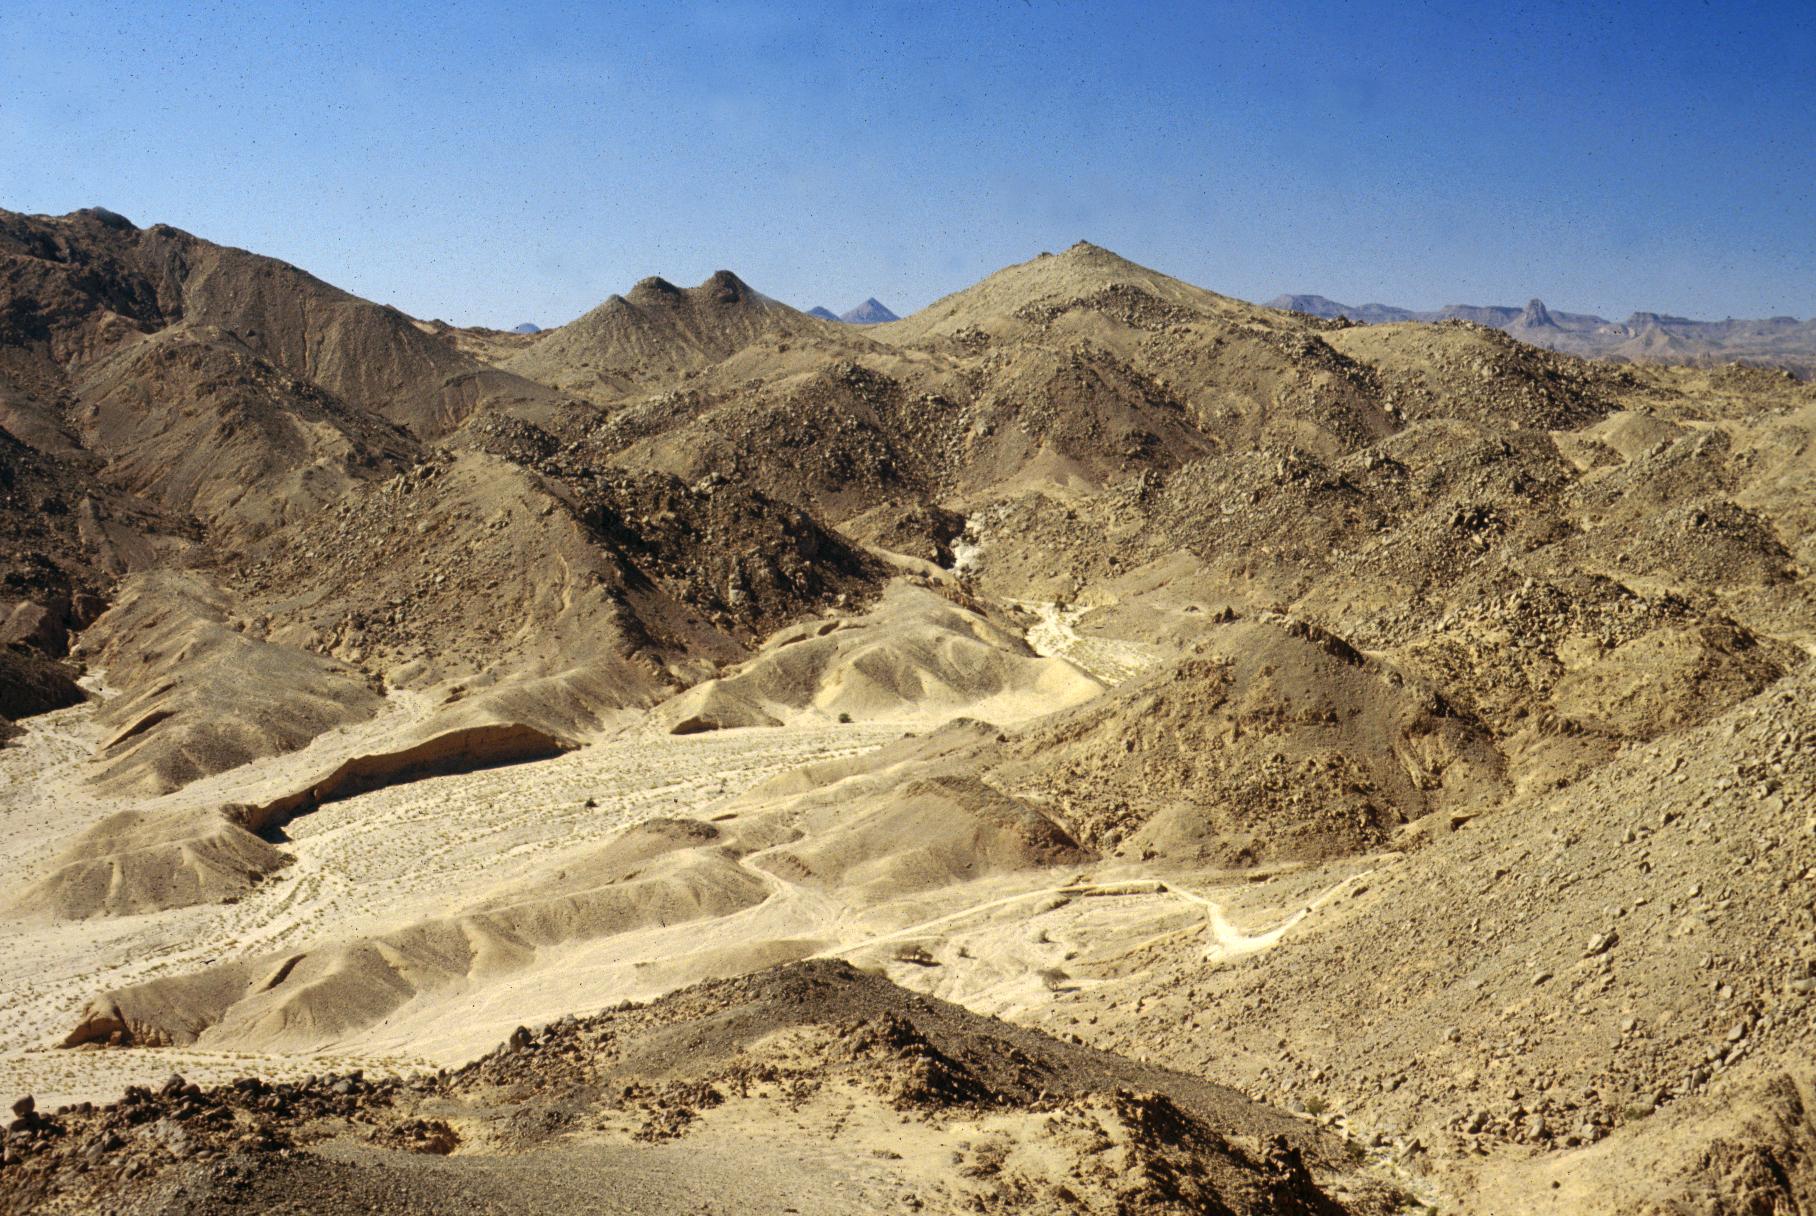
[0,961,1408,1216]
[504,271,863,404]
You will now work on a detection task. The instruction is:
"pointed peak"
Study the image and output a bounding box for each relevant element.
[807,306,841,321]
[1042,240,1146,275]
[628,275,681,303]
[839,298,900,325]
[695,270,753,304]
[1058,240,1130,265]
[1519,298,1558,327]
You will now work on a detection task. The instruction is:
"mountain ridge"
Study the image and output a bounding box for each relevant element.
[1267,290,1816,374]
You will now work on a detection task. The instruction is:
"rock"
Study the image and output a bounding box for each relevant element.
[144,1118,193,1159]
[82,1132,123,1165]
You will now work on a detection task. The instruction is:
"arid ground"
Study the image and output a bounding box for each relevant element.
[0,207,1812,1213]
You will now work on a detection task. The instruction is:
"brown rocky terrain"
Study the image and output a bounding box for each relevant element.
[0,208,1812,1213]
[503,271,869,405]
[0,207,568,439]
[1,961,1405,1215]
[0,643,84,744]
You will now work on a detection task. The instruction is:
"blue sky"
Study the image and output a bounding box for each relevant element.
[2,1,1811,327]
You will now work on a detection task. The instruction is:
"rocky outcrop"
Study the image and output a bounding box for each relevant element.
[230,721,576,833]
[0,644,84,724]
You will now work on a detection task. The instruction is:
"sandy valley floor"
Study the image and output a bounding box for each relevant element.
[0,692,902,1107]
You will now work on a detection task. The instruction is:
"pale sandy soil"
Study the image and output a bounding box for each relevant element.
[1016,599,1164,684]
[0,694,902,1107]
[0,686,1356,1113]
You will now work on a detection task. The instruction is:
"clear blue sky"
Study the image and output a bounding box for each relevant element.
[3,1,1812,326]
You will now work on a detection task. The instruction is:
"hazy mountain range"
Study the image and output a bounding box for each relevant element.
[1267,293,1816,376]
[807,297,901,325]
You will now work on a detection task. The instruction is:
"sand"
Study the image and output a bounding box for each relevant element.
[0,691,902,1106]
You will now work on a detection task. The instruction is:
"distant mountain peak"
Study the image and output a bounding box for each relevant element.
[807,306,840,321]
[839,298,899,325]
[510,322,541,335]
[1268,294,1346,315]
[1518,298,1559,328]
[1266,294,1420,325]
[1263,286,1814,373]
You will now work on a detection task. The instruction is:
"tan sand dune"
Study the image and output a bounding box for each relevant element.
[15,719,582,920]
[14,806,290,920]
[752,774,1089,902]
[75,572,384,797]
[654,581,1104,733]
[63,823,770,1051]
[0,701,903,1105]
[51,714,1094,1055]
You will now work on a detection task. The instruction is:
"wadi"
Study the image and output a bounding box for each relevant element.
[0,205,1811,1214]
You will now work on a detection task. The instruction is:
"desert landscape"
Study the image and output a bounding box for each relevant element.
[1,4,1813,1210]
[0,197,1809,1214]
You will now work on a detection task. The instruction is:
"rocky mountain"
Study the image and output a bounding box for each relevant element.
[839,297,900,324]
[0,208,571,439]
[510,322,541,334]
[803,300,901,324]
[1,209,1813,1215]
[502,270,862,404]
[1268,291,1816,375]
[1265,293,1423,326]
